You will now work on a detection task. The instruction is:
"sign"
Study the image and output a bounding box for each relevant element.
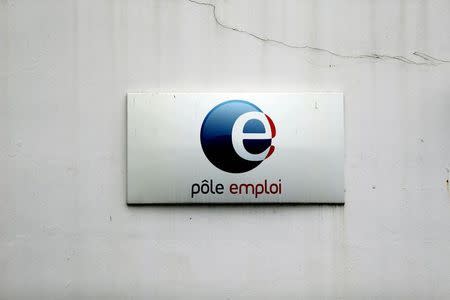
[127,93,344,204]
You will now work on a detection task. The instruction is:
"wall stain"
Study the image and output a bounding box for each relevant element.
[446,168,450,197]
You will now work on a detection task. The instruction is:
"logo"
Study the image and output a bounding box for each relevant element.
[200,100,276,173]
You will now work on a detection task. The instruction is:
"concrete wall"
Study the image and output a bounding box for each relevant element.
[1,0,450,298]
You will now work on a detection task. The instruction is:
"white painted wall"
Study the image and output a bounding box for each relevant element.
[1,0,450,298]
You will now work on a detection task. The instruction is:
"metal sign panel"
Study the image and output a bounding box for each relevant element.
[127,93,344,204]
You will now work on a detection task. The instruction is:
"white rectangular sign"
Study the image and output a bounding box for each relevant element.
[127,93,344,204]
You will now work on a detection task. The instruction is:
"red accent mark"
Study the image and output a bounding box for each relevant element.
[266,145,275,159]
[265,114,276,137]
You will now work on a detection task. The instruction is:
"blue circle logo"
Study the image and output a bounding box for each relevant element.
[200,100,276,173]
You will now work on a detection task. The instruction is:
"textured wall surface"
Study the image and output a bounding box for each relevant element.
[1,0,450,299]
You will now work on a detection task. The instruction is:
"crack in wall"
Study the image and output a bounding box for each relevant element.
[187,0,450,66]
